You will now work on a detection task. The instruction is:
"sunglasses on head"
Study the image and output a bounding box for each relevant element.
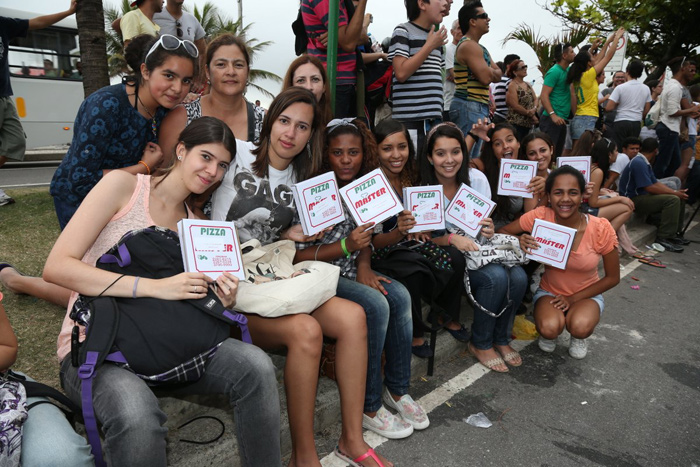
[474,12,488,19]
[145,34,199,63]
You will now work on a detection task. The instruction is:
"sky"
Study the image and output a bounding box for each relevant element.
[8,0,576,106]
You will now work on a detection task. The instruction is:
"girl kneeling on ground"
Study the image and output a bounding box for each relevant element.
[499,166,621,359]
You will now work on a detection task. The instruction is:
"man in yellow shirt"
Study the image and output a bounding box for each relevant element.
[121,0,164,49]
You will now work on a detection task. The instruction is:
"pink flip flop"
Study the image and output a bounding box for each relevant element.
[334,446,385,467]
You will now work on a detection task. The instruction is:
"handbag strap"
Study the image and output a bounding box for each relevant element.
[463,268,512,319]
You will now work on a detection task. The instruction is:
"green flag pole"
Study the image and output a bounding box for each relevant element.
[327,1,339,115]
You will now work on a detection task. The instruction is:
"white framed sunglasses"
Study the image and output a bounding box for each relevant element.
[145,34,199,62]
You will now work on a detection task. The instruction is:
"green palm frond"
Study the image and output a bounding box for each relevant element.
[246,82,277,100]
[249,69,282,83]
[503,22,591,74]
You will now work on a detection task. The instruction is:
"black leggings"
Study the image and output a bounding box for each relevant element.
[398,246,466,338]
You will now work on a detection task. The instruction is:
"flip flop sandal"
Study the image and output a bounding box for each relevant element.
[500,350,523,367]
[632,254,653,261]
[334,446,385,467]
[638,257,666,268]
[467,343,509,373]
[0,263,26,275]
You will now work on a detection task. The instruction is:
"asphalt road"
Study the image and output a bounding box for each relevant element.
[0,165,57,189]
[317,223,700,467]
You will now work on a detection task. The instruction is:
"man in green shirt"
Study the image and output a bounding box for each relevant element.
[539,42,575,157]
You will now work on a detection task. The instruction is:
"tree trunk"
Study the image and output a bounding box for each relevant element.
[76,0,109,98]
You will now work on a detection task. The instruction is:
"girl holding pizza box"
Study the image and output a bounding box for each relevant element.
[420,123,528,373]
[471,123,547,230]
[295,117,429,441]
[499,166,620,360]
[370,119,469,359]
[210,88,389,467]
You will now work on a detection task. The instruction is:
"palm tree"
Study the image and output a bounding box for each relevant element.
[104,0,131,77]
[75,0,110,96]
[502,24,590,75]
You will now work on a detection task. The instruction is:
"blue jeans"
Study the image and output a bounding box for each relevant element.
[60,338,281,467]
[654,122,681,178]
[19,373,94,467]
[53,196,79,230]
[336,274,412,412]
[450,97,489,158]
[467,264,527,350]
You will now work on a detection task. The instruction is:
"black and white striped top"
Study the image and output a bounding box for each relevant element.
[388,22,445,122]
[492,76,511,119]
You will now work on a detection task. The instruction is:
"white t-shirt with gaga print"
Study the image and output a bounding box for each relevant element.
[211,140,297,245]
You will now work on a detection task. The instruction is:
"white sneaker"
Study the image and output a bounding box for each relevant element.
[569,338,588,359]
[538,337,556,353]
[362,405,413,439]
[382,387,429,430]
[0,190,14,207]
[558,328,571,347]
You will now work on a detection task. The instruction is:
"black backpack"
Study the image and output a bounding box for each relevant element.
[71,226,251,467]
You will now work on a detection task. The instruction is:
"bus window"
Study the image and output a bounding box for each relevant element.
[8,27,81,80]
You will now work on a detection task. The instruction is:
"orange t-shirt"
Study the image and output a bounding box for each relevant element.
[519,207,618,296]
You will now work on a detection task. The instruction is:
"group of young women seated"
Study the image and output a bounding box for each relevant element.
[0,33,621,467]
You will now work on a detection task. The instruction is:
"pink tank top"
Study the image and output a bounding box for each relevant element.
[56,174,184,361]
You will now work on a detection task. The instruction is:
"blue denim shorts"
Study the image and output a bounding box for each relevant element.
[681,134,697,153]
[533,287,604,314]
[570,115,597,140]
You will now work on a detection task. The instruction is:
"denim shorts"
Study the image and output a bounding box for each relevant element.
[533,287,604,314]
[681,134,696,153]
[570,115,598,140]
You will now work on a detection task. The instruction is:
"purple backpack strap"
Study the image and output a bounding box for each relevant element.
[77,351,107,467]
[224,310,252,344]
[98,243,132,268]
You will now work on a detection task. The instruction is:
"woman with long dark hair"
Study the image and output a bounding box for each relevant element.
[44,117,282,467]
[371,118,469,359]
[567,28,625,146]
[210,88,388,467]
[422,123,527,372]
[50,34,199,229]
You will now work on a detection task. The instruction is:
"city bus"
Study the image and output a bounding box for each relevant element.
[2,7,83,149]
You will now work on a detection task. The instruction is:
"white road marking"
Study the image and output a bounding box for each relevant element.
[1,183,50,188]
